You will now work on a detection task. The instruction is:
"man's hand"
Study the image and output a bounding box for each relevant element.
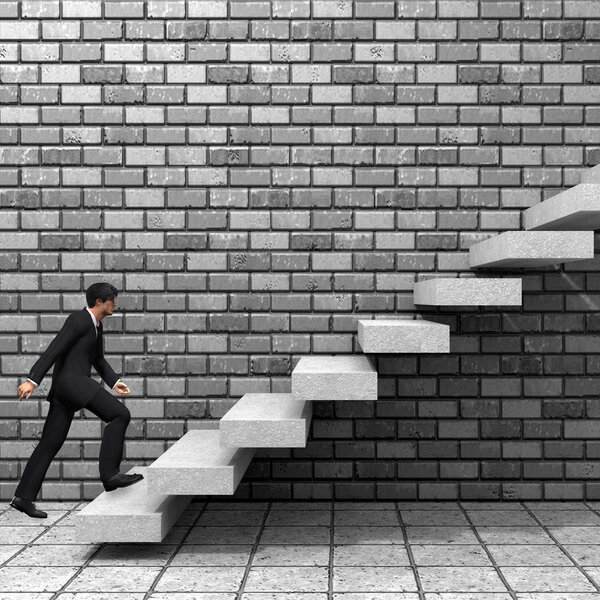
[18,381,35,400]
[115,381,130,397]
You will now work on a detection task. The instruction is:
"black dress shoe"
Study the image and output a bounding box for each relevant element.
[10,496,47,518]
[102,472,144,492]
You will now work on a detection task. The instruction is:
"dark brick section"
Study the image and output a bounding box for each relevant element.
[1,0,600,501]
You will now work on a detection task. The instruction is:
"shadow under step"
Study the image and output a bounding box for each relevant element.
[523,184,600,231]
[469,231,593,268]
[146,429,255,496]
[75,466,191,543]
[358,318,449,353]
[413,277,522,306]
[291,354,377,401]
[219,392,312,448]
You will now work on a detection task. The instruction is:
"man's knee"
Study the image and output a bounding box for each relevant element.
[117,404,130,424]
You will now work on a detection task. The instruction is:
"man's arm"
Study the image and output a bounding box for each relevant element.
[92,329,120,390]
[27,313,84,386]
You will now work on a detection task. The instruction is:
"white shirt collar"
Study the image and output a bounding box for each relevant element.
[86,307,99,328]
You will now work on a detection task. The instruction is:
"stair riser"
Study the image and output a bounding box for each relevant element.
[357,321,449,353]
[413,278,522,306]
[469,231,594,268]
[147,448,255,495]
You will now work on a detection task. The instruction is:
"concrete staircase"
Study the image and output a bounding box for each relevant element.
[76,166,600,542]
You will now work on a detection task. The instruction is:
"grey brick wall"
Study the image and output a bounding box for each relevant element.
[1,0,600,501]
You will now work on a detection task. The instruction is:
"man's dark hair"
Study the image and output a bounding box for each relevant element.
[86,283,118,308]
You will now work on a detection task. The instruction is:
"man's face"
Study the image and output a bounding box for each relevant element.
[97,297,116,315]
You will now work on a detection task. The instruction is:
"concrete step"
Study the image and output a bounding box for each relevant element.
[219,393,312,448]
[413,277,522,306]
[469,231,594,268]
[523,184,600,231]
[146,429,255,496]
[75,466,191,543]
[291,354,377,401]
[581,164,600,184]
[357,318,450,353]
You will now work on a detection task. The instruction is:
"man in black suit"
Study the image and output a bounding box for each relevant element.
[11,282,143,518]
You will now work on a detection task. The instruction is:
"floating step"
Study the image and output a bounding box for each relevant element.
[413,277,522,306]
[523,184,600,230]
[75,466,191,543]
[358,319,449,353]
[291,354,377,401]
[581,165,600,184]
[146,429,255,496]
[469,231,593,268]
[220,393,312,448]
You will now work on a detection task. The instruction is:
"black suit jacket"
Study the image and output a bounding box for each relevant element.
[28,308,120,409]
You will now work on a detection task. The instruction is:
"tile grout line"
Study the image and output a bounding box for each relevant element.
[142,499,208,600]
[395,500,426,600]
[235,500,271,599]
[2,503,77,568]
[47,502,106,600]
[328,500,334,600]
[457,501,519,599]
[521,501,600,594]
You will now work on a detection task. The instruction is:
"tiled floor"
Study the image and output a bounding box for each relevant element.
[1,500,600,598]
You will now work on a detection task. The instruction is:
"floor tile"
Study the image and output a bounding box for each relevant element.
[474,527,554,545]
[333,544,410,566]
[0,566,79,592]
[332,566,417,592]
[170,544,253,566]
[6,544,97,566]
[400,523,463,546]
[0,510,67,526]
[260,527,331,545]
[334,526,405,545]
[88,543,178,566]
[196,510,266,527]
[252,544,330,566]
[153,566,246,592]
[244,566,329,593]
[400,511,470,527]
[500,566,597,592]
[186,526,260,545]
[465,511,539,527]
[417,566,508,593]
[333,511,400,527]
[410,544,492,566]
[0,526,45,544]
[63,566,162,592]
[486,544,574,566]
[265,511,330,527]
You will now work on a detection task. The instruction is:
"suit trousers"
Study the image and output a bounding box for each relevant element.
[14,386,131,501]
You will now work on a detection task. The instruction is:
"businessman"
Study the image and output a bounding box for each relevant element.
[11,282,143,518]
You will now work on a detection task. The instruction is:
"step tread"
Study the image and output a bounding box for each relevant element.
[523,183,600,230]
[293,354,376,374]
[146,429,256,495]
[220,393,312,447]
[221,393,309,421]
[469,230,594,268]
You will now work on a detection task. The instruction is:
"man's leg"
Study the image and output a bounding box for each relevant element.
[84,387,131,482]
[14,399,74,501]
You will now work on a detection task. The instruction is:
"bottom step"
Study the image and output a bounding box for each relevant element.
[75,466,191,543]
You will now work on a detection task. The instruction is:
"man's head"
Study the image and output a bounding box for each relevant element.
[86,283,118,316]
